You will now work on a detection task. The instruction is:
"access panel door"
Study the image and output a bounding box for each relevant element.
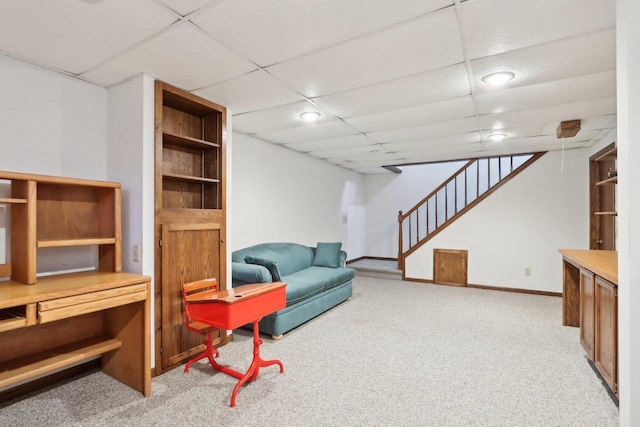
[433,249,468,287]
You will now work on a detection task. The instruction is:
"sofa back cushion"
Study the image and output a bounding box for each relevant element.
[232,243,314,277]
[312,242,342,268]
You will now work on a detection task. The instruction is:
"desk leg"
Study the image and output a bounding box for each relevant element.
[229,319,284,407]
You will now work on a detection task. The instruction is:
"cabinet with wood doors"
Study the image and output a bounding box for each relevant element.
[154,81,229,374]
[590,143,617,250]
[560,249,618,397]
[0,170,150,400]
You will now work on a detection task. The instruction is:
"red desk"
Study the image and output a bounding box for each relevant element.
[185,282,286,407]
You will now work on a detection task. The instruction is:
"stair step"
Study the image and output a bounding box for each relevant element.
[348,259,402,281]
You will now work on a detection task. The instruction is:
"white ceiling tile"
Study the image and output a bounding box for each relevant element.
[81,22,257,90]
[396,142,485,160]
[475,71,617,115]
[232,100,335,134]
[368,117,479,144]
[478,97,617,130]
[255,120,358,144]
[192,0,454,67]
[284,134,374,152]
[347,166,394,175]
[157,0,222,16]
[345,96,476,133]
[382,132,481,152]
[471,30,616,95]
[548,115,617,134]
[194,70,305,114]
[462,0,616,59]
[0,0,177,75]
[315,64,471,118]
[479,124,548,143]
[266,8,463,97]
[310,144,390,160]
[540,115,617,135]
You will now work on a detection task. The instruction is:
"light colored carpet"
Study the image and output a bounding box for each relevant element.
[0,277,619,426]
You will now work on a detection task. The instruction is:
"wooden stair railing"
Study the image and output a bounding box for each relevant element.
[397,152,545,270]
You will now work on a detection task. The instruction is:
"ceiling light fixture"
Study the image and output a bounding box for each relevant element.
[488,133,508,142]
[481,71,515,86]
[300,111,321,122]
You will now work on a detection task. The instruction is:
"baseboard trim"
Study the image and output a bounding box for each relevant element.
[347,256,398,264]
[402,277,561,297]
[467,283,562,297]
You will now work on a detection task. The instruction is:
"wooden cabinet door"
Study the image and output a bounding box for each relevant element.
[579,269,595,359]
[159,222,224,371]
[433,249,467,286]
[595,276,617,394]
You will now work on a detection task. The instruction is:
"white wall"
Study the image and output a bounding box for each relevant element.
[106,74,155,276]
[404,149,587,293]
[0,54,107,178]
[363,161,467,258]
[106,74,157,367]
[616,0,640,423]
[231,132,365,258]
[0,53,108,272]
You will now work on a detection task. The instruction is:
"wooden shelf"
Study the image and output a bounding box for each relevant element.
[163,131,219,150]
[162,173,220,184]
[594,146,617,162]
[0,197,27,204]
[0,336,121,389]
[595,211,618,216]
[596,176,617,185]
[37,237,116,248]
[0,306,31,333]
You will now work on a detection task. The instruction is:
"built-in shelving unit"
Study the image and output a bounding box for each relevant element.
[154,81,228,374]
[589,143,617,250]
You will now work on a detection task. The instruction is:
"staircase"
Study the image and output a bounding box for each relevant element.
[397,152,545,270]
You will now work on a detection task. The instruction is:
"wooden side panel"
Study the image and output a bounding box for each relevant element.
[160,223,223,370]
[562,260,581,326]
[103,281,151,397]
[595,276,618,394]
[433,249,468,287]
[579,269,595,359]
[11,180,36,284]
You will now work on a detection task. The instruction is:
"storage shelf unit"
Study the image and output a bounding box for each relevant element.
[590,143,617,249]
[154,81,228,374]
[0,170,150,400]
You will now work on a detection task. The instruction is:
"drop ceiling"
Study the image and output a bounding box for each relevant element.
[0,0,617,174]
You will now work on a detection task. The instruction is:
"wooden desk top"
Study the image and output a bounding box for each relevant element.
[186,282,286,305]
[559,249,618,285]
[0,271,151,309]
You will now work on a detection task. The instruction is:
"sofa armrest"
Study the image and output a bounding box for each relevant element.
[232,262,272,286]
[339,250,347,268]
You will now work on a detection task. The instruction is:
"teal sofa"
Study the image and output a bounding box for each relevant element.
[231,242,355,339]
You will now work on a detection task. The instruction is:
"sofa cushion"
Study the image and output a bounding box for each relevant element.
[232,243,314,276]
[312,242,342,268]
[282,266,355,305]
[244,256,282,281]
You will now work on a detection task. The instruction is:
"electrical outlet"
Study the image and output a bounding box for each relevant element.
[133,245,140,262]
[524,268,531,276]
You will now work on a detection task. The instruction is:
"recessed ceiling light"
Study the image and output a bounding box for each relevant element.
[488,133,508,142]
[481,71,515,86]
[300,111,321,122]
